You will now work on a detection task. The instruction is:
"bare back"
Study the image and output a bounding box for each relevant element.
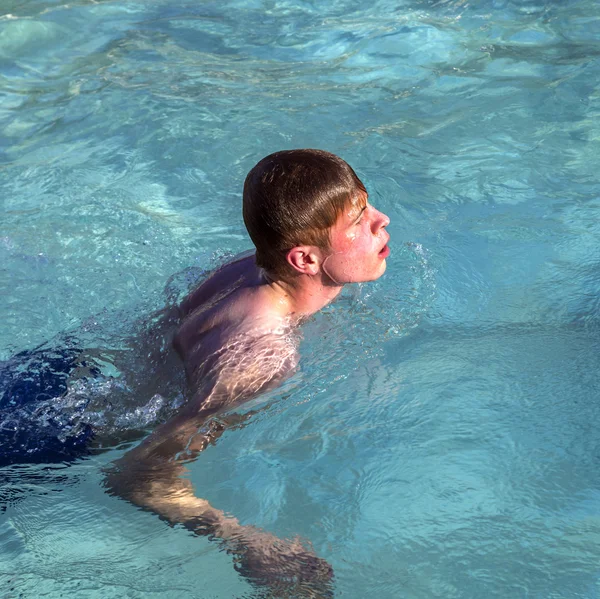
[172,253,298,412]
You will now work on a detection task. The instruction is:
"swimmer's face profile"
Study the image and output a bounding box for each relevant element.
[320,191,391,285]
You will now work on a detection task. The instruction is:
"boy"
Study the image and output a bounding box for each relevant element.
[107,149,390,595]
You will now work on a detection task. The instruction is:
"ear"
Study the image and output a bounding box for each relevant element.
[286,246,322,276]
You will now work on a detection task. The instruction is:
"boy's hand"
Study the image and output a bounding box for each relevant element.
[228,527,334,598]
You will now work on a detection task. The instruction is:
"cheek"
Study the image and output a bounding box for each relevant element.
[342,230,372,256]
[344,228,358,244]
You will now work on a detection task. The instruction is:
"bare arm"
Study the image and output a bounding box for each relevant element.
[104,334,332,595]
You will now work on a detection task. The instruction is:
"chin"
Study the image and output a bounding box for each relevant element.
[355,261,387,283]
[371,268,386,281]
[372,259,388,280]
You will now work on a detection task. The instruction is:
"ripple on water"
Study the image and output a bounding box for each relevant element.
[2,0,600,597]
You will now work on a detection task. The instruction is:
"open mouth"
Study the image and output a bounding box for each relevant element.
[378,244,390,259]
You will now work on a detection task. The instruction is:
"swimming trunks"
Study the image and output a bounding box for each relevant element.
[0,347,97,467]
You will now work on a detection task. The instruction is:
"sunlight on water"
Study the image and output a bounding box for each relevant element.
[2,0,600,596]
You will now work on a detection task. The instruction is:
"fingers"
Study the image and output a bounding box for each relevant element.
[234,543,334,598]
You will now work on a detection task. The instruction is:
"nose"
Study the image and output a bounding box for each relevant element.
[371,206,390,232]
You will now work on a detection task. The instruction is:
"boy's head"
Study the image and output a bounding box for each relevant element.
[243,149,367,277]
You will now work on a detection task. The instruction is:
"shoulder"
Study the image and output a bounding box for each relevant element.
[179,252,260,318]
[173,255,281,374]
[196,323,300,411]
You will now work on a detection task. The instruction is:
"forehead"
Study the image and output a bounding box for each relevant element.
[343,190,368,219]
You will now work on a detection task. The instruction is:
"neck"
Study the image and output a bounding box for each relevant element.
[262,270,343,321]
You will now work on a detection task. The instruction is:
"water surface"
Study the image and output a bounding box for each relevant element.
[2,0,600,597]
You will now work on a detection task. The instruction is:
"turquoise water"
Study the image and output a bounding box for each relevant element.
[2,0,600,596]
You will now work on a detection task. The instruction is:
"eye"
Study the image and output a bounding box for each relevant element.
[354,205,367,225]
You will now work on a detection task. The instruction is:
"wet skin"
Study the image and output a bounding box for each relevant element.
[174,195,390,390]
[321,194,391,285]
[106,196,390,596]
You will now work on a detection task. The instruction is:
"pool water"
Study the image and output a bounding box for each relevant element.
[2,0,600,596]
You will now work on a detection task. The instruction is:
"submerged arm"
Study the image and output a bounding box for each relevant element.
[105,398,233,530]
[105,335,332,595]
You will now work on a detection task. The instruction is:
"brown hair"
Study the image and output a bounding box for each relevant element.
[243,149,366,276]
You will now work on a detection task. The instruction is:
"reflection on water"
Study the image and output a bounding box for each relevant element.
[2,0,600,596]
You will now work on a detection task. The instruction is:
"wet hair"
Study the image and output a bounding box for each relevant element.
[243,149,366,276]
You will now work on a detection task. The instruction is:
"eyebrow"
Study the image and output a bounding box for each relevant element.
[353,205,367,221]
